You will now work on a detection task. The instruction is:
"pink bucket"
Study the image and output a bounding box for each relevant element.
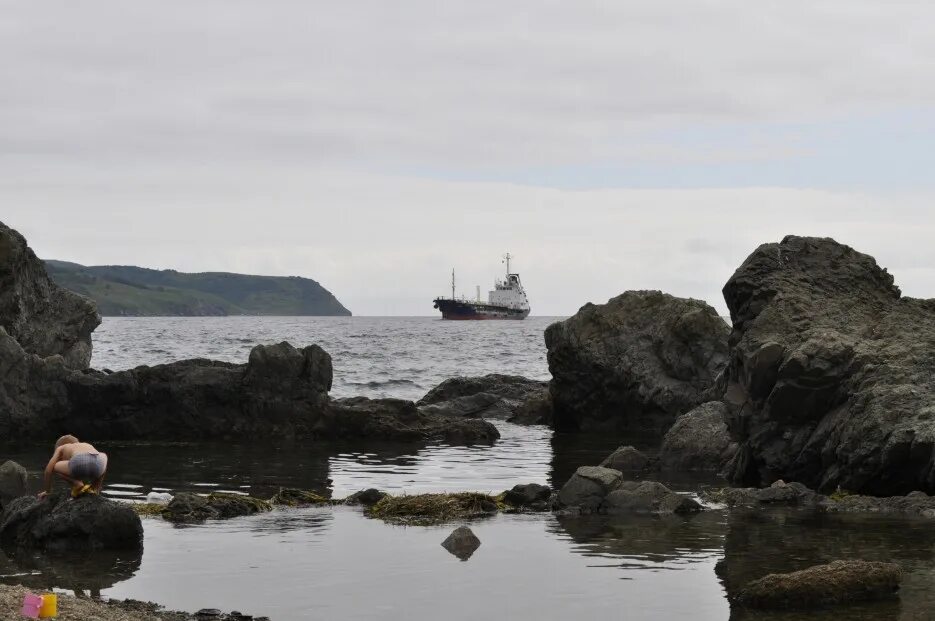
[20,593,43,618]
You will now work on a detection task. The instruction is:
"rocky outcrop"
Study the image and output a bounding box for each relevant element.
[659,401,736,471]
[598,445,652,473]
[721,235,935,495]
[556,466,700,515]
[545,290,729,433]
[733,560,902,609]
[418,374,552,425]
[0,329,497,444]
[0,493,142,551]
[0,222,100,368]
[0,461,27,509]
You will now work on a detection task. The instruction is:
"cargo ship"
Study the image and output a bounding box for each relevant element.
[433,253,530,320]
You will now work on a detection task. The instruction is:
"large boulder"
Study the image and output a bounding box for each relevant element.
[556,466,623,512]
[545,290,729,433]
[0,460,27,508]
[417,374,552,425]
[599,445,652,473]
[659,401,736,471]
[733,560,902,609]
[0,493,143,551]
[602,481,702,515]
[721,235,935,494]
[0,222,100,368]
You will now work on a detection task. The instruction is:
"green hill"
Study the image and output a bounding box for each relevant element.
[44,261,351,317]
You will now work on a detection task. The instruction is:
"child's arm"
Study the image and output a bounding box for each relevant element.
[40,446,64,496]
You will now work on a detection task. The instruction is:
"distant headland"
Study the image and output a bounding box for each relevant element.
[44,260,351,317]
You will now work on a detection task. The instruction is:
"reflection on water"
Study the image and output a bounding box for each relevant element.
[5,424,935,619]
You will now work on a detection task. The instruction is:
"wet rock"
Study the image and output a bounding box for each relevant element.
[0,492,143,552]
[0,221,100,369]
[501,483,551,510]
[163,493,219,523]
[0,460,27,508]
[418,374,551,425]
[171,493,271,523]
[721,235,935,494]
[441,525,481,561]
[659,401,736,471]
[545,290,729,433]
[702,480,820,508]
[602,481,702,515]
[269,488,330,507]
[599,446,651,473]
[343,488,387,507]
[821,490,935,518]
[556,466,623,512]
[733,560,902,609]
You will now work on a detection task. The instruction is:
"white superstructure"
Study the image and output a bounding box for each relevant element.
[488,253,530,312]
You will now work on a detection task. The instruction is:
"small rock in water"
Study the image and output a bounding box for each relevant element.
[344,488,387,506]
[502,483,551,508]
[441,526,481,561]
[195,608,222,618]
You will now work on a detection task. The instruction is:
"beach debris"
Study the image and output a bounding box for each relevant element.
[441,526,481,561]
[734,560,902,609]
[145,491,173,505]
[367,492,498,525]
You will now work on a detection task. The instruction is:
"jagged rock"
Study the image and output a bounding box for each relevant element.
[602,481,702,515]
[440,526,481,561]
[659,401,736,471]
[733,560,902,609]
[556,466,623,512]
[501,483,551,509]
[0,493,142,551]
[417,374,551,425]
[0,461,27,508]
[545,290,729,433]
[0,222,100,368]
[721,235,935,494]
[599,446,651,473]
[343,489,387,506]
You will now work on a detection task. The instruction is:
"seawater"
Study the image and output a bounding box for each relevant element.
[2,317,934,620]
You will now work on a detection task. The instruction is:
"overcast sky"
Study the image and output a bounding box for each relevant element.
[3,1,934,315]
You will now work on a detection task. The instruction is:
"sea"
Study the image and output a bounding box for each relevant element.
[2,316,933,620]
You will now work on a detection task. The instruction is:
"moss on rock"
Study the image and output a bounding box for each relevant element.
[367,492,499,525]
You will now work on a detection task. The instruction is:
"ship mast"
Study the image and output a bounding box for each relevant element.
[451,268,456,300]
[503,252,512,276]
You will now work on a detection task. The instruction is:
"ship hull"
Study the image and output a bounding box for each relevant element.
[433,298,529,320]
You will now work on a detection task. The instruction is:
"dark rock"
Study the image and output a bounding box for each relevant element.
[556,466,623,512]
[163,492,271,523]
[440,525,481,561]
[0,492,143,551]
[821,490,935,518]
[545,290,729,433]
[0,222,100,368]
[702,480,820,508]
[502,483,551,508]
[343,489,387,507]
[418,374,551,425]
[721,235,935,494]
[599,446,651,473]
[602,481,702,515]
[0,460,27,508]
[734,560,902,609]
[659,401,736,471]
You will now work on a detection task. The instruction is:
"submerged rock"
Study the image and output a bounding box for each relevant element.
[418,374,551,425]
[721,235,935,494]
[602,481,702,515]
[599,446,652,473]
[441,526,481,561]
[163,492,271,523]
[0,460,27,508]
[0,493,143,551]
[659,401,736,472]
[734,560,902,609]
[0,222,100,369]
[545,290,729,433]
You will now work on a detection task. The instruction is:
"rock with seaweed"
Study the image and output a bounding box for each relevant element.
[0,492,143,552]
[162,492,272,523]
[366,492,500,526]
[733,560,902,610]
[545,290,729,433]
[500,483,552,511]
[343,488,388,507]
[0,221,100,369]
[269,488,330,507]
[721,235,935,495]
[441,526,481,561]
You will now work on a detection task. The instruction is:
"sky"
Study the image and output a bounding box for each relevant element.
[2,1,934,315]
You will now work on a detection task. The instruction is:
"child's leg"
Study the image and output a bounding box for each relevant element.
[91,454,109,493]
[53,460,84,489]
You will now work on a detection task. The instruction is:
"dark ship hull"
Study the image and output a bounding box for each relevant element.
[433,298,529,320]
